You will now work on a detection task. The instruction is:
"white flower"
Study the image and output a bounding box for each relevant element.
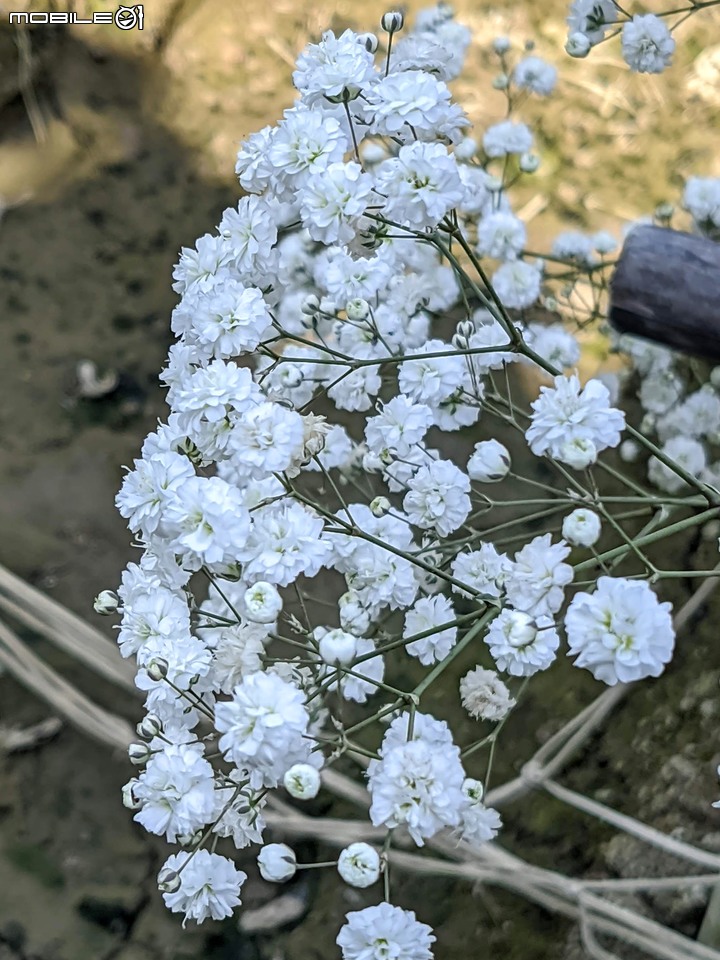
[492,260,542,309]
[513,56,557,95]
[227,401,305,479]
[217,195,278,275]
[337,903,435,960]
[337,843,381,888]
[172,233,234,296]
[211,786,266,849]
[319,627,358,665]
[526,374,625,466]
[562,508,601,547]
[133,743,216,842]
[459,666,515,721]
[183,282,273,359]
[593,230,617,255]
[162,476,252,570]
[567,0,617,43]
[214,672,311,787]
[209,622,267,693]
[243,581,282,624]
[657,387,720,443]
[284,763,321,800]
[398,340,466,406]
[403,594,458,665]
[483,120,533,158]
[404,459,471,537]
[683,177,720,229]
[552,230,595,265]
[293,29,377,106]
[368,717,466,844]
[243,500,329,586]
[648,436,707,494]
[268,108,348,194]
[332,636,385,703]
[505,533,573,617]
[566,577,675,684]
[365,396,434,460]
[451,543,512,599]
[467,439,511,482]
[116,452,195,539]
[456,777,502,849]
[622,15,675,74]
[524,323,580,372]
[257,843,297,882]
[376,142,464,230]
[159,850,246,925]
[485,609,560,677]
[476,212,526,261]
[300,162,373,245]
[367,70,467,142]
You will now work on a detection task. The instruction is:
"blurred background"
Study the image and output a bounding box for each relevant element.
[0,1,719,958]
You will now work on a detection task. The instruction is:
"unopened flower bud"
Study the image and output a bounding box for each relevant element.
[370,496,391,517]
[492,74,509,90]
[453,319,475,348]
[258,843,297,882]
[146,658,169,681]
[177,828,203,847]
[654,202,674,222]
[562,508,602,547]
[640,413,656,434]
[485,175,503,193]
[339,591,371,636]
[243,581,282,624]
[301,294,320,316]
[711,367,720,390]
[467,440,511,482]
[338,843,381,888]
[281,366,303,389]
[346,298,370,321]
[283,763,321,800]
[381,11,404,33]
[362,142,387,165]
[136,713,163,740]
[454,136,477,162]
[544,296,558,312]
[93,589,119,615]
[565,31,591,58]
[325,84,362,104]
[519,152,540,173]
[501,611,538,649]
[357,32,379,53]
[593,230,617,255]
[559,437,597,470]
[157,868,182,894]
[128,742,152,766]
[493,36,510,55]
[619,439,641,463]
[319,627,357,666]
[122,778,142,810]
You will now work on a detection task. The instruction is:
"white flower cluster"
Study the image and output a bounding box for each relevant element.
[565,1,676,73]
[103,5,687,950]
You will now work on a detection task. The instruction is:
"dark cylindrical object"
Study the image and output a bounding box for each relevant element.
[609,224,720,360]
